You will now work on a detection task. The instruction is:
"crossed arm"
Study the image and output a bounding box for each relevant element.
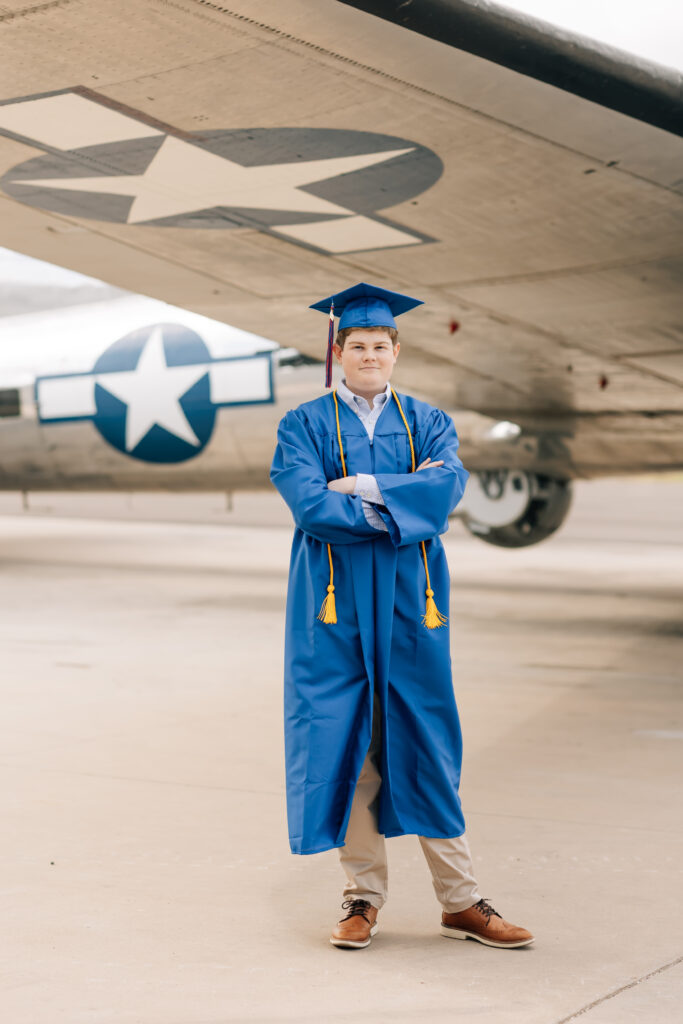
[340,409,469,547]
[327,456,444,494]
[270,408,469,548]
[270,410,386,545]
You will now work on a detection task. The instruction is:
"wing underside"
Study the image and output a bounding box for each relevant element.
[0,0,681,477]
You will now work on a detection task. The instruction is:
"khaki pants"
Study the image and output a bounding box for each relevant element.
[339,690,482,913]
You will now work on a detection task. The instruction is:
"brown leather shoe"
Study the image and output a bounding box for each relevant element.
[330,898,379,949]
[441,898,534,948]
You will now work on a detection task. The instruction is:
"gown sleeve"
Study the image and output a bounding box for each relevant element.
[372,409,470,548]
[270,409,383,545]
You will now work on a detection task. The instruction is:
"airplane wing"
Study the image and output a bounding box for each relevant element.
[0,0,681,479]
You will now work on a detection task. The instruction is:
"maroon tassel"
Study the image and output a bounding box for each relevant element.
[325,301,335,388]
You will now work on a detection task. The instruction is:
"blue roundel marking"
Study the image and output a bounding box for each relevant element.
[92,323,215,464]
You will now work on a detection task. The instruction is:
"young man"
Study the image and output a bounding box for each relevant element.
[270,283,533,950]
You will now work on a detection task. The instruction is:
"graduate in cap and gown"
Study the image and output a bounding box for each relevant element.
[270,283,534,949]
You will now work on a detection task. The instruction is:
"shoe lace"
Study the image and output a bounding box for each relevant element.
[474,898,502,924]
[340,898,372,923]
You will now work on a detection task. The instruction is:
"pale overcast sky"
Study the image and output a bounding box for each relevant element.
[0,247,104,288]
[508,0,682,69]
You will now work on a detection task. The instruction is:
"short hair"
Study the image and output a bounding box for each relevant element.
[336,325,399,349]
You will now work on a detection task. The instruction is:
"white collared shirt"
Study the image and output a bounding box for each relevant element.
[337,377,391,442]
[336,377,389,532]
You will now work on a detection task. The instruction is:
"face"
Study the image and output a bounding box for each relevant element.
[333,329,400,395]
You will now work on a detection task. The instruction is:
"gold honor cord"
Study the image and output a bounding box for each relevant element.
[317,389,447,629]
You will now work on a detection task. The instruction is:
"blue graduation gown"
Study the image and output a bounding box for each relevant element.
[270,390,470,855]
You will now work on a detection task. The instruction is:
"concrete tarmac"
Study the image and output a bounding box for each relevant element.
[1,478,682,1024]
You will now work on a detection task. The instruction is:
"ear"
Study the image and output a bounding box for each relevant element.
[393,341,400,362]
[332,343,343,363]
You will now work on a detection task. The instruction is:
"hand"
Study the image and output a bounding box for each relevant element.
[327,475,357,494]
[416,457,444,471]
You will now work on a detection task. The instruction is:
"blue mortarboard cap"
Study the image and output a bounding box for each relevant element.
[310,282,423,386]
[310,281,423,330]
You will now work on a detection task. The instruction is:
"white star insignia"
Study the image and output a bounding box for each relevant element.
[18,135,415,224]
[96,326,207,450]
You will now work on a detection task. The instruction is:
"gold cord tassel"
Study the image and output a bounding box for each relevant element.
[318,543,338,623]
[392,389,448,630]
[419,538,447,630]
[422,588,448,629]
[317,583,337,624]
[317,393,347,626]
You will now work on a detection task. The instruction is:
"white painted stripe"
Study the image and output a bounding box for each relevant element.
[0,94,162,150]
[37,375,96,420]
[209,358,271,405]
[276,214,423,253]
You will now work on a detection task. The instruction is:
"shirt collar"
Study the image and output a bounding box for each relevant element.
[338,377,391,413]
